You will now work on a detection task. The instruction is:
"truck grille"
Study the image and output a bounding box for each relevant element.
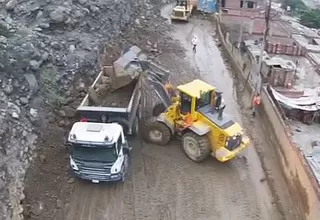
[74,160,112,179]
[226,134,242,151]
[174,11,184,17]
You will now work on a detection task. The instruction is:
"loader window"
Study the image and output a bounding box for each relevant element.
[180,93,192,114]
[196,91,212,110]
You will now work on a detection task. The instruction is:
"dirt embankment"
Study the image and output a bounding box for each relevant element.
[21,0,178,219]
[0,0,167,219]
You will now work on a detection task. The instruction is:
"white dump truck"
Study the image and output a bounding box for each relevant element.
[67,46,171,183]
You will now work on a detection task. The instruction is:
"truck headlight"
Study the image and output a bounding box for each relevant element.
[70,156,79,171]
[111,173,120,178]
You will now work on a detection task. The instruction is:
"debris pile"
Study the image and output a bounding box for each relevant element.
[0,0,144,219]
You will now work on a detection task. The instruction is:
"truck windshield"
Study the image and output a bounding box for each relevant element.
[71,144,117,163]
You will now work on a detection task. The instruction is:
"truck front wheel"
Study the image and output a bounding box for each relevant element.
[143,117,172,145]
[182,132,210,162]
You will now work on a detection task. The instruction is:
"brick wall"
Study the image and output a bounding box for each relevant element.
[265,42,306,56]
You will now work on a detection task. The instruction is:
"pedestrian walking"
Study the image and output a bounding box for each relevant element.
[191,35,198,53]
[252,93,261,117]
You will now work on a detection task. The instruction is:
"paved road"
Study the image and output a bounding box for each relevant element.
[60,6,303,220]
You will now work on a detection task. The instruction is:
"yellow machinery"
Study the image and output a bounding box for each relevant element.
[171,0,195,22]
[143,79,250,163]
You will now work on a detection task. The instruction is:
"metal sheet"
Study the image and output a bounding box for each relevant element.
[270,87,320,111]
[197,0,216,13]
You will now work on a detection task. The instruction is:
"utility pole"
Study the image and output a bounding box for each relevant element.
[237,1,246,48]
[256,0,272,93]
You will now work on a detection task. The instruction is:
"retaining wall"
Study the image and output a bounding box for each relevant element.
[216,15,320,220]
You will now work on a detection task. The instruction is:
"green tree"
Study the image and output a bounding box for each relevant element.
[281,0,307,12]
[299,9,320,29]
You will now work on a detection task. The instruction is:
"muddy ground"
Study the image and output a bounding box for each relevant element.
[22,4,306,220]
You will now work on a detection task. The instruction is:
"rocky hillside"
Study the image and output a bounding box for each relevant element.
[0,0,148,219]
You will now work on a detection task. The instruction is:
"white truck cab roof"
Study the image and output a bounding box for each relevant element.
[174,6,187,11]
[68,122,122,144]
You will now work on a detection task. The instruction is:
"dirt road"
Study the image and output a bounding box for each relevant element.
[59,10,302,220]
[23,4,305,220]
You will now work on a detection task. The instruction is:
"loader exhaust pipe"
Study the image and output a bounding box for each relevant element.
[218,105,226,120]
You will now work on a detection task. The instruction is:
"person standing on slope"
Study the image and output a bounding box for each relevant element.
[191,35,198,53]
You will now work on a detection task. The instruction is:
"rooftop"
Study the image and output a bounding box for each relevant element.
[68,122,122,144]
[177,79,215,98]
[264,57,296,70]
[289,120,320,186]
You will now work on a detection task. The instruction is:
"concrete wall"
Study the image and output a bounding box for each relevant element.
[216,14,320,220]
[260,87,320,220]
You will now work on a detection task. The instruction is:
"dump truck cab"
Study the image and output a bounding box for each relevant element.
[143,79,250,163]
[68,122,131,183]
[171,0,194,22]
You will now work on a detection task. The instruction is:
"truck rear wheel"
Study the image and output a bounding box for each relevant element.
[143,117,172,145]
[182,132,210,162]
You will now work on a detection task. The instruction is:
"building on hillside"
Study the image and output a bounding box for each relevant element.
[261,57,296,88]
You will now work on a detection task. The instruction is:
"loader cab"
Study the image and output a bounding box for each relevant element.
[177,80,216,117]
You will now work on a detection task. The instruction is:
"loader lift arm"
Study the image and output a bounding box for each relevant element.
[133,59,177,110]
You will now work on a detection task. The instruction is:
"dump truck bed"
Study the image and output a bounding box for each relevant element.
[77,68,141,124]
[76,46,146,135]
[83,76,137,109]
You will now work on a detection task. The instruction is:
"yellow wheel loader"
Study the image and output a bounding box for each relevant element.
[142,77,250,163]
[171,0,196,22]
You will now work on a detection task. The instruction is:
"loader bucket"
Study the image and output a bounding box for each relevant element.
[137,60,175,109]
[108,46,147,90]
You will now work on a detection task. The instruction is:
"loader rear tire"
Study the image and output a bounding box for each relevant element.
[143,117,172,145]
[182,132,210,162]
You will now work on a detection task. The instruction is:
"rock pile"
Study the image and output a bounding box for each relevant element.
[0,0,143,219]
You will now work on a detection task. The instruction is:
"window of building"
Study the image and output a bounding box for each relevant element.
[221,0,225,8]
[247,1,255,8]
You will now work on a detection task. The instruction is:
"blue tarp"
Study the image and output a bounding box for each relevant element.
[197,0,216,13]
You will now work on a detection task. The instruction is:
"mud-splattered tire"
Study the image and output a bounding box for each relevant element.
[182,132,210,162]
[152,102,166,116]
[143,117,172,145]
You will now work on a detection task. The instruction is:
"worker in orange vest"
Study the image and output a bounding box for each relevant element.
[252,93,261,117]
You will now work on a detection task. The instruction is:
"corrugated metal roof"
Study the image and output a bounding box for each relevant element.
[308,53,320,65]
[313,38,320,45]
[292,34,309,47]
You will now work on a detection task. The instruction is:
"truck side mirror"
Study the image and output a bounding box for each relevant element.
[65,142,72,153]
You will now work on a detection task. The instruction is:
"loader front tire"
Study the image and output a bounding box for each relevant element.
[143,117,172,145]
[182,132,210,162]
